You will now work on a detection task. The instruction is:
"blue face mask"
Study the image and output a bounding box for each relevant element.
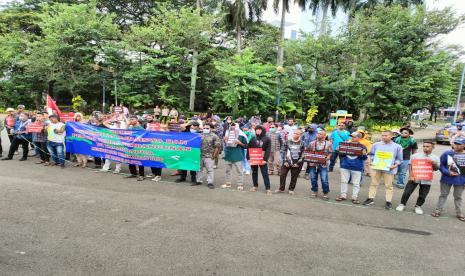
[203,129,210,134]
[269,128,276,133]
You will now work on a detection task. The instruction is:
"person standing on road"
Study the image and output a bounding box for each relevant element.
[302,124,318,179]
[223,123,247,190]
[328,123,350,172]
[0,118,3,157]
[308,130,332,200]
[46,115,66,168]
[363,130,403,209]
[2,113,30,161]
[195,123,221,189]
[396,141,439,215]
[248,125,272,195]
[394,128,418,189]
[267,123,283,176]
[431,138,465,222]
[125,115,145,181]
[175,122,200,183]
[4,107,16,143]
[275,129,305,195]
[357,130,373,176]
[32,112,50,165]
[283,118,298,141]
[335,132,367,204]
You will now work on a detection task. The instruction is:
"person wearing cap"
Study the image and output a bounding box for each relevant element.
[431,138,465,222]
[328,122,350,172]
[394,127,418,189]
[396,140,439,214]
[248,125,272,195]
[357,130,373,176]
[308,130,332,200]
[16,105,26,116]
[4,108,16,143]
[363,130,403,209]
[45,114,66,167]
[335,132,367,204]
[391,129,400,141]
[2,112,31,161]
[223,123,248,190]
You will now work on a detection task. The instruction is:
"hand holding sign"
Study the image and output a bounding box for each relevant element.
[249,148,264,166]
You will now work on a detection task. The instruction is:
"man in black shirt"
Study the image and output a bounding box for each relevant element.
[394,128,418,189]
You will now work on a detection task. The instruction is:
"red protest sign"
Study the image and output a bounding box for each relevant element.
[411,159,433,181]
[304,150,328,165]
[61,112,75,123]
[339,142,364,156]
[147,122,161,131]
[27,122,44,133]
[249,148,264,166]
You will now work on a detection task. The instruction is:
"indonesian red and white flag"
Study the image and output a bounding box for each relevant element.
[46,95,62,117]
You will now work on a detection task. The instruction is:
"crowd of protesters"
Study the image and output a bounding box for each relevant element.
[1,104,465,222]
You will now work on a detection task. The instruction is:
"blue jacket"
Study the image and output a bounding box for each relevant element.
[439,150,465,186]
[340,144,367,172]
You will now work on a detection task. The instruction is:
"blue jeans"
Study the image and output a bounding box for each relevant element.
[242,149,251,172]
[396,160,410,187]
[47,141,65,165]
[309,166,330,194]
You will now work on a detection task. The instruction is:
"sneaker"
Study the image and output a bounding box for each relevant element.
[396,204,405,212]
[288,190,295,195]
[146,174,155,178]
[152,176,162,182]
[385,202,393,210]
[362,198,374,206]
[207,183,215,189]
[414,206,424,215]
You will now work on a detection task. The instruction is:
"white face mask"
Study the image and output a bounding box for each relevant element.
[203,129,210,134]
[190,129,198,133]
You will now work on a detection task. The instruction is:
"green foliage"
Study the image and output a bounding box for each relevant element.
[71,95,86,112]
[212,48,277,115]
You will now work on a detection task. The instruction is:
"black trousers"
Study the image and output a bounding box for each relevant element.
[129,165,145,176]
[8,137,28,159]
[151,167,162,176]
[6,128,14,143]
[400,181,431,207]
[279,164,302,191]
[34,141,49,162]
[179,170,197,182]
[0,136,2,154]
[94,157,103,167]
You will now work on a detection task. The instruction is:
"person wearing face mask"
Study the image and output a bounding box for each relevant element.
[211,116,224,169]
[248,125,272,195]
[266,123,283,175]
[223,123,248,190]
[263,117,274,132]
[195,123,221,189]
[276,129,305,194]
[222,116,233,137]
[241,125,254,175]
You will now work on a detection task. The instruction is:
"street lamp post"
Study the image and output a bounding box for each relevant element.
[276,66,285,122]
[453,65,465,123]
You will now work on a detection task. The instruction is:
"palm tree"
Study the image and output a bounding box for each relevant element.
[273,0,291,66]
[223,0,267,53]
[304,0,347,37]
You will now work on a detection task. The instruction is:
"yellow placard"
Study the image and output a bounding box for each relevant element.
[372,151,394,171]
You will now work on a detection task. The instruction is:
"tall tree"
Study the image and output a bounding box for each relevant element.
[273,0,290,66]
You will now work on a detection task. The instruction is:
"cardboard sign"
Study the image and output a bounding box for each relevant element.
[411,159,433,181]
[372,151,394,171]
[339,142,364,156]
[450,153,465,175]
[249,148,264,166]
[169,122,181,132]
[147,122,161,131]
[114,107,123,113]
[27,122,44,133]
[303,150,328,165]
[61,113,75,123]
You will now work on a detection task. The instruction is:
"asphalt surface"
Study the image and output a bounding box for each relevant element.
[1,129,464,275]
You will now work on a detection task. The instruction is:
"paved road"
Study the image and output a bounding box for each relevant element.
[1,130,464,275]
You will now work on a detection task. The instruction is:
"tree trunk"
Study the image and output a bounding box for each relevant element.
[277,1,286,66]
[236,21,242,53]
[359,107,367,122]
[319,3,329,37]
[189,49,198,112]
[47,80,55,97]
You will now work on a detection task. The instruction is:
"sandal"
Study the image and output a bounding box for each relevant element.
[310,193,318,198]
[335,196,347,201]
[266,190,272,196]
[237,185,244,191]
[457,215,465,222]
[352,199,361,204]
[249,187,258,192]
[322,194,330,201]
[73,163,81,167]
[221,183,232,189]
[431,210,441,218]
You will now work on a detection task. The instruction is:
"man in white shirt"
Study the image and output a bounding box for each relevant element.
[47,115,66,168]
[283,118,298,141]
